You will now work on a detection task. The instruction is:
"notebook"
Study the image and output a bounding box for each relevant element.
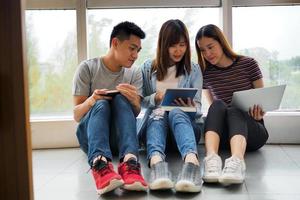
[161,88,198,113]
[231,85,286,112]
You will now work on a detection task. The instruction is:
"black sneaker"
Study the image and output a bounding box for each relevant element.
[149,161,174,190]
[175,162,203,193]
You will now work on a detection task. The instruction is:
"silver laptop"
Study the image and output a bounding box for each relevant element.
[231,85,286,112]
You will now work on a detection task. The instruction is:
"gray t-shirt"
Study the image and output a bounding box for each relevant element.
[72,57,143,97]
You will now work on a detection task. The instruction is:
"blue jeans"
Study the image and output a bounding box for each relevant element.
[76,94,139,166]
[145,108,201,161]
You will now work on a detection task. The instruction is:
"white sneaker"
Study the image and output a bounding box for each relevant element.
[175,162,203,193]
[218,156,246,185]
[203,153,222,183]
[149,161,174,190]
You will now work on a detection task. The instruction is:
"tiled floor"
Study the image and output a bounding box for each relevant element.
[32,145,300,200]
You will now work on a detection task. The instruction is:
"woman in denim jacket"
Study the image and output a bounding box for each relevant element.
[138,19,203,193]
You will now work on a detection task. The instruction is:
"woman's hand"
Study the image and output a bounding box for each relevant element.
[155,90,164,105]
[173,97,195,107]
[249,104,265,121]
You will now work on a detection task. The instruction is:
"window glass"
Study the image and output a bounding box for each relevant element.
[25,10,77,118]
[233,6,300,110]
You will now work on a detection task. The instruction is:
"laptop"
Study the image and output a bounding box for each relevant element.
[231,85,286,112]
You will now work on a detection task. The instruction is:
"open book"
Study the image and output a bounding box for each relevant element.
[161,88,198,113]
[231,85,286,112]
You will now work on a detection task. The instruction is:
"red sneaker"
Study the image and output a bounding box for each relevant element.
[118,159,148,191]
[92,160,124,195]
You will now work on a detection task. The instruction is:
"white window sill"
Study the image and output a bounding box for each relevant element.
[30,111,300,149]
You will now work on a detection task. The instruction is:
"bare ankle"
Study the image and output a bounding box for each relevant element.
[150,155,163,167]
[185,153,199,166]
[206,151,218,157]
[123,153,137,162]
[232,154,244,160]
[93,155,107,165]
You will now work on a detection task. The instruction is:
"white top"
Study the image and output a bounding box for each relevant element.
[156,65,180,94]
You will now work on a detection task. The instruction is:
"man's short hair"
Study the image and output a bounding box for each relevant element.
[109,21,146,47]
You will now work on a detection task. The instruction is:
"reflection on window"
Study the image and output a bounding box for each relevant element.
[88,8,220,111]
[25,10,77,117]
[233,6,300,110]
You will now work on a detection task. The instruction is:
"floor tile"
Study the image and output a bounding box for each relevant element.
[32,145,300,200]
[246,175,300,194]
[245,145,300,176]
[281,145,300,167]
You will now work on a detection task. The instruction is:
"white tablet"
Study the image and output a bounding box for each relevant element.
[231,85,286,112]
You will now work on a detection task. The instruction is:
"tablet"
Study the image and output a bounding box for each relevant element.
[161,88,198,106]
[104,90,120,97]
[160,88,198,113]
[231,85,286,112]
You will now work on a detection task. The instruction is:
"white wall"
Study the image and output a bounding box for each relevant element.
[31,112,300,149]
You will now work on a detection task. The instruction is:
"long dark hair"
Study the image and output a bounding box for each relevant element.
[195,24,239,72]
[152,19,191,81]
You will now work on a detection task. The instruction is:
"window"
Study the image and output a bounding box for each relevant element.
[25,10,77,118]
[233,6,300,110]
[88,8,219,111]
[25,3,300,118]
[88,8,220,66]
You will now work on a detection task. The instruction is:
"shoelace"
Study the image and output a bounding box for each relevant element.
[223,158,240,173]
[98,165,113,176]
[91,157,112,176]
[126,161,140,175]
[205,155,221,172]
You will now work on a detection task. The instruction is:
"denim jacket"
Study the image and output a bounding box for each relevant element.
[137,59,203,136]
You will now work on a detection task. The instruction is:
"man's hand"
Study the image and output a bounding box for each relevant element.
[116,83,141,114]
[88,89,112,105]
[249,104,265,121]
[73,89,112,122]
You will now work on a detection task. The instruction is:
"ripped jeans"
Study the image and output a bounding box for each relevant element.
[145,107,201,161]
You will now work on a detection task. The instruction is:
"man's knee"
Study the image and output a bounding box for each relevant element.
[91,100,110,115]
[113,94,131,108]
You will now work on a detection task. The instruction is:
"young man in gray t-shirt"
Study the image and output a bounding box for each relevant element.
[72,21,147,195]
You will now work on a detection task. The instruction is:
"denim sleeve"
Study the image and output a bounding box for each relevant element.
[131,66,143,97]
[141,60,156,109]
[190,63,203,119]
[142,93,156,108]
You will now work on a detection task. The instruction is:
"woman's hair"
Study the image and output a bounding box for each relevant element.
[195,24,239,72]
[152,19,191,81]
